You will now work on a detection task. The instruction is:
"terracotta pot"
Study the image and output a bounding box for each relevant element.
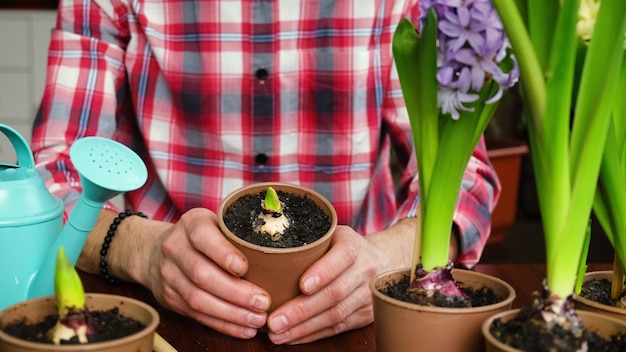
[573,270,626,321]
[370,268,515,352]
[482,308,626,352]
[0,293,159,352]
[217,182,337,312]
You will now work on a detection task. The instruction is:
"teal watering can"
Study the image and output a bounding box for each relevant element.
[0,123,147,310]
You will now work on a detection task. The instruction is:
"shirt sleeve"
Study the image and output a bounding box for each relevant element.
[382,44,502,269]
[31,0,130,218]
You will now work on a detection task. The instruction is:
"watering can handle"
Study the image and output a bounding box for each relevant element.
[0,124,36,169]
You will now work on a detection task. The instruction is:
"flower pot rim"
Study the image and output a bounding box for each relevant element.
[485,137,529,158]
[217,182,338,254]
[0,293,159,350]
[573,270,626,316]
[369,268,516,314]
[482,307,626,352]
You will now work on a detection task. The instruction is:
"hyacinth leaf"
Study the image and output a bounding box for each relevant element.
[574,222,591,295]
[55,247,85,317]
[411,8,438,196]
[571,0,626,167]
[491,0,545,136]
[264,187,282,212]
[392,10,439,273]
[420,80,501,271]
[616,54,626,160]
[594,122,626,262]
[393,13,438,198]
[543,0,577,175]
[512,0,528,26]
[594,54,626,273]
[527,0,558,69]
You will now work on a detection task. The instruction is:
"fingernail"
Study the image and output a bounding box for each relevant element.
[226,254,243,275]
[302,275,320,293]
[271,331,289,344]
[247,312,266,328]
[241,327,257,338]
[269,314,289,333]
[251,294,269,311]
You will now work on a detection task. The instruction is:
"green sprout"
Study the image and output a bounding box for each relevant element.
[48,247,97,345]
[264,187,282,212]
[492,0,626,343]
[254,186,291,241]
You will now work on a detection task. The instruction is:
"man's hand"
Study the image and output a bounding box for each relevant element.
[266,219,417,344]
[89,208,272,339]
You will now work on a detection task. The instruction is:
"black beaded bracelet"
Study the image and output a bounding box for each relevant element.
[100,210,147,284]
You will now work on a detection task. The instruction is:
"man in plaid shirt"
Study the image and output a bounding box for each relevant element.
[32,0,501,344]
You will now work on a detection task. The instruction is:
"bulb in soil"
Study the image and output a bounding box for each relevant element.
[253,187,291,241]
[254,211,290,241]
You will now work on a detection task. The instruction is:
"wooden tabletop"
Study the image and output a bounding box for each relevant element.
[79,262,613,352]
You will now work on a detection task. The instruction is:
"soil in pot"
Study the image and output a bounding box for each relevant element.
[377,272,505,307]
[222,189,331,248]
[2,307,145,345]
[488,306,626,351]
[580,277,625,308]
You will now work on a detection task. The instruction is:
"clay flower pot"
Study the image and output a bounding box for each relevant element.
[217,182,337,312]
[0,293,159,352]
[369,268,515,352]
[573,270,626,322]
[482,308,626,352]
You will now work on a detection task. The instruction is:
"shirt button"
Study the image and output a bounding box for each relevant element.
[255,68,269,80]
[255,153,269,165]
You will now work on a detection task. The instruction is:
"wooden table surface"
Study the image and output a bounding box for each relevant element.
[79,262,613,352]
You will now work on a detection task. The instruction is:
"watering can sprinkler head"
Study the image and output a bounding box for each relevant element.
[72,137,148,203]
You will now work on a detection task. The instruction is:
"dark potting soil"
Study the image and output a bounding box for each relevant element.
[223,190,331,248]
[489,306,626,352]
[2,307,145,344]
[378,273,503,307]
[580,277,623,307]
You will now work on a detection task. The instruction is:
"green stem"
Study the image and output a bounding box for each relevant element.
[574,221,591,295]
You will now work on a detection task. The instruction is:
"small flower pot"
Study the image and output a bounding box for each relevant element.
[217,182,337,312]
[0,293,159,352]
[369,268,515,352]
[482,308,626,352]
[573,270,626,322]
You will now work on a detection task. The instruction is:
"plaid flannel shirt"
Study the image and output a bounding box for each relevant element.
[32,0,501,267]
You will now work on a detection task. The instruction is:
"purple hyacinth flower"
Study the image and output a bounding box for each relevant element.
[419,0,519,119]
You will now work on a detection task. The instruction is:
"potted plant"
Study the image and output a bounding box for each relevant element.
[0,247,159,351]
[368,1,518,351]
[483,0,626,350]
[217,182,337,313]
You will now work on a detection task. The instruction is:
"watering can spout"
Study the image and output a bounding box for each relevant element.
[27,137,148,299]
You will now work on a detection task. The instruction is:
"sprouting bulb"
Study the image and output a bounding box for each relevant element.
[253,187,291,241]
